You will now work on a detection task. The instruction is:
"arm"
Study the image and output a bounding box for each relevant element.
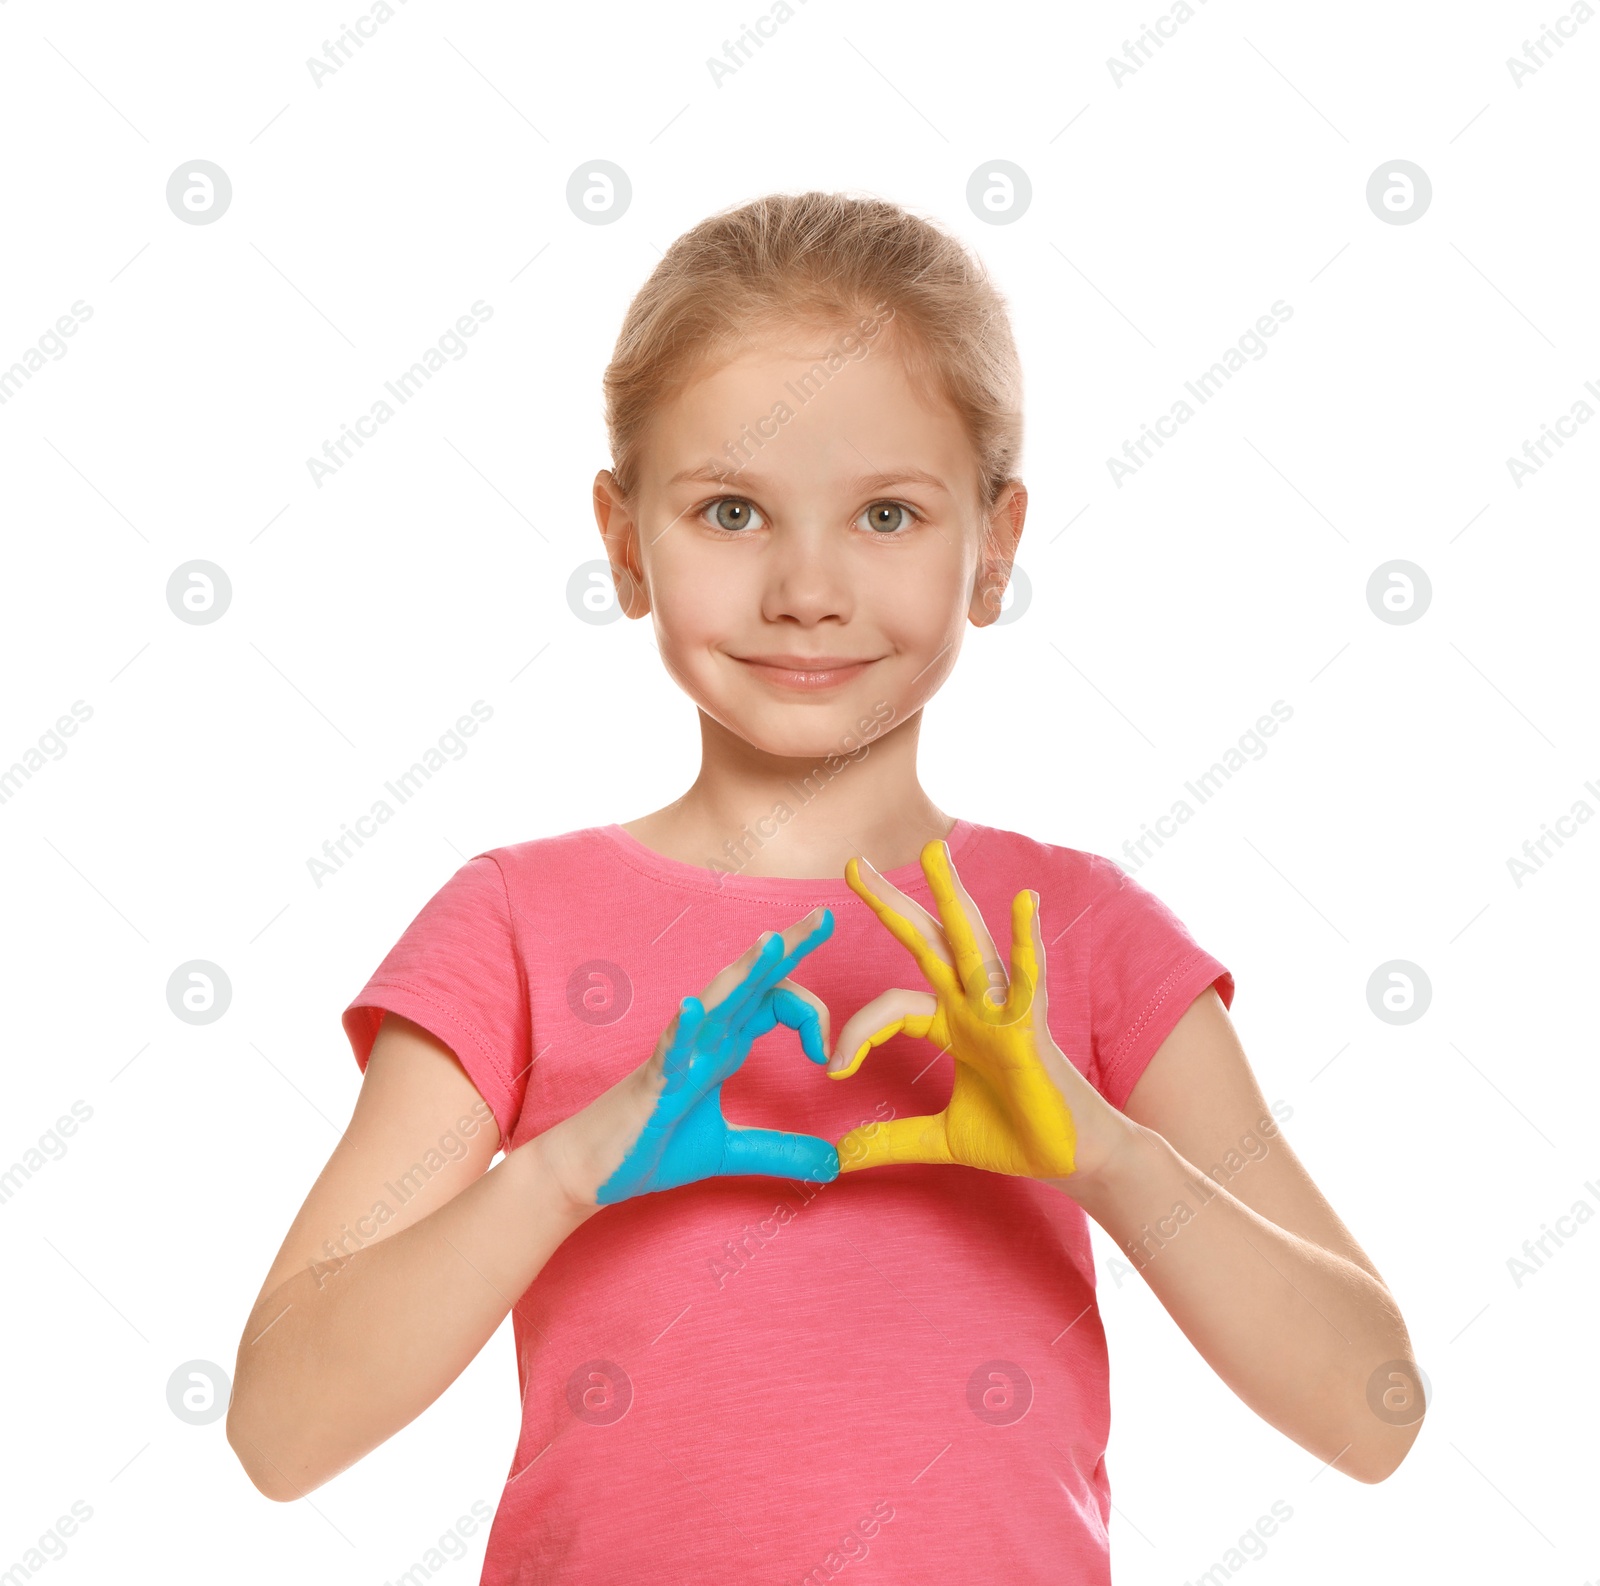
[227,906,836,1501]
[1069,986,1422,1484]
[226,1012,602,1501]
[828,841,1422,1484]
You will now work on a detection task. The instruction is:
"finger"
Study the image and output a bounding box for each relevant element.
[768,904,835,982]
[695,908,835,1091]
[658,995,708,1089]
[826,987,939,1076]
[921,839,1003,1007]
[695,933,779,1025]
[700,906,832,1031]
[1005,889,1047,1028]
[836,1113,957,1172]
[709,933,787,1037]
[719,906,834,1039]
[844,856,959,999]
[846,855,952,968]
[768,981,829,1064]
[718,1126,840,1185]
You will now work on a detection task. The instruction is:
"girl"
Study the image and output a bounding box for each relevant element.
[227,191,1420,1583]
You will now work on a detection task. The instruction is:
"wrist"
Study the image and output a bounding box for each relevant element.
[1045,1112,1161,1216]
[524,1122,606,1228]
[527,1061,666,1223]
[1034,1033,1152,1196]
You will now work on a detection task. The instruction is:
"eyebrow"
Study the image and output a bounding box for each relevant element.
[665,463,950,495]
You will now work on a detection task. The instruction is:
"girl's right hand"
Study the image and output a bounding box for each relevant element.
[537,906,839,1212]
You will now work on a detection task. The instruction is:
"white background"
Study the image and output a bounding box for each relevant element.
[1,0,1595,1581]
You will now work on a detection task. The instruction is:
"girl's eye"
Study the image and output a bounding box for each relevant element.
[702,497,765,533]
[858,500,918,534]
[699,497,920,535]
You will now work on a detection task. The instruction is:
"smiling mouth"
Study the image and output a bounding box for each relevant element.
[730,653,882,691]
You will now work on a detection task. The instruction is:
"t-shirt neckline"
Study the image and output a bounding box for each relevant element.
[597,817,981,900]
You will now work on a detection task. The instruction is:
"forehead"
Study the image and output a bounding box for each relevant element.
[640,326,979,496]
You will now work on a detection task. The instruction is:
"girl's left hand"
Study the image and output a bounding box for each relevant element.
[826,839,1133,1189]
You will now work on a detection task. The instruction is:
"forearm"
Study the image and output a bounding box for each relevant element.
[1062,1123,1421,1482]
[228,1133,597,1500]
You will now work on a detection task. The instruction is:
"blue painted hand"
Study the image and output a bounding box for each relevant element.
[596,907,840,1204]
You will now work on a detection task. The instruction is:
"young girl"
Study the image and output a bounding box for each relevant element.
[227,191,1421,1583]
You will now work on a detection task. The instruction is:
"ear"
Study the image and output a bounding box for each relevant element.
[968,480,1028,628]
[592,469,651,619]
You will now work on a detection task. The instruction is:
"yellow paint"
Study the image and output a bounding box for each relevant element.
[830,839,1077,1178]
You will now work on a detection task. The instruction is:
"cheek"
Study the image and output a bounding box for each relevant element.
[649,551,740,642]
[873,547,972,637]
[871,548,974,698]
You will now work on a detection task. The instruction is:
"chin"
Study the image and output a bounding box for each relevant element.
[712,702,872,764]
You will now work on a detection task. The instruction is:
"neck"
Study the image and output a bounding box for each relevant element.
[623,707,953,881]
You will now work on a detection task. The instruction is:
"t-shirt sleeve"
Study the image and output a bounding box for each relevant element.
[341,852,532,1146]
[1087,852,1234,1110]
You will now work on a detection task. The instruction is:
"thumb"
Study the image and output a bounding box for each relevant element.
[826,988,939,1077]
[718,1126,840,1185]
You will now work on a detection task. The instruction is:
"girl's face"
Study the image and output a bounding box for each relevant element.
[593,322,1026,760]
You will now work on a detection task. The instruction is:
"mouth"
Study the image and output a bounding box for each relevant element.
[729,652,882,692]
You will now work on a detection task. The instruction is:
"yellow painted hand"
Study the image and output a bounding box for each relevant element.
[827,838,1079,1178]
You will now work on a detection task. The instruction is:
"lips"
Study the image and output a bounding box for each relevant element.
[737,653,879,669]
[731,653,880,691]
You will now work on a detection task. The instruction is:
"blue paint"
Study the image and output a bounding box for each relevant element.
[597,909,839,1204]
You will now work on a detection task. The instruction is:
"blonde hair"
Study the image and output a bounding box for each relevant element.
[601,190,1023,514]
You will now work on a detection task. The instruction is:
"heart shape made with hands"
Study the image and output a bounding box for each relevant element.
[596,910,841,1205]
[825,838,1078,1179]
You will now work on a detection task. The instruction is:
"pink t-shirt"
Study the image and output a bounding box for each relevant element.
[342,819,1233,1585]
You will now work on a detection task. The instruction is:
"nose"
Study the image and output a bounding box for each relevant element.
[760,518,854,626]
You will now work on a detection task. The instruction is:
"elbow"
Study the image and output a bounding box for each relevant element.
[1345,1412,1425,1484]
[1347,1340,1427,1483]
[226,1396,316,1504]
